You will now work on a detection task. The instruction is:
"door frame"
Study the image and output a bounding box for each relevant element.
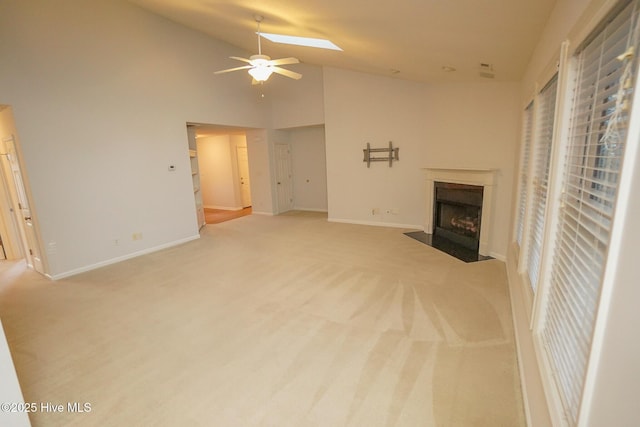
[0,106,48,275]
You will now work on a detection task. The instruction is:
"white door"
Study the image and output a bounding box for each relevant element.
[236,146,252,208]
[275,143,294,213]
[2,136,44,273]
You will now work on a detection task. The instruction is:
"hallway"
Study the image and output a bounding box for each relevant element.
[204,207,252,224]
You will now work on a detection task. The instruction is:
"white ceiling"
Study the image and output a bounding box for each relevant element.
[127,0,557,83]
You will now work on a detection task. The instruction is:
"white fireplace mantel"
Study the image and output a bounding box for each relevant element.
[423,168,498,256]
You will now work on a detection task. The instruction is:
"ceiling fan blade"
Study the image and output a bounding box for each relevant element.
[271,67,302,80]
[229,56,252,63]
[267,57,300,66]
[214,65,252,75]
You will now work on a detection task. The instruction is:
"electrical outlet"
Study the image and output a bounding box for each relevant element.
[131,232,143,241]
[372,208,380,215]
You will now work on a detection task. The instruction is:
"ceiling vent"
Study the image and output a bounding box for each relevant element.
[478,63,495,79]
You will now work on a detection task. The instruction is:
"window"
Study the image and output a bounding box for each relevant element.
[540,0,640,423]
[527,75,558,292]
[515,102,533,247]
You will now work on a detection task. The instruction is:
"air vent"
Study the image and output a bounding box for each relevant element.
[478,63,495,79]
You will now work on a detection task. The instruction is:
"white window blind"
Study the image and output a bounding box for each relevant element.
[516,102,534,247]
[541,0,640,424]
[527,75,559,292]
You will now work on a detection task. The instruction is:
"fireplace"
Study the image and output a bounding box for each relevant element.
[434,182,483,250]
[423,168,497,257]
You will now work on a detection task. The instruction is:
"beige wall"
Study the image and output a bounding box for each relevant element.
[197,136,238,210]
[197,134,249,210]
[323,67,521,258]
[0,0,268,277]
[269,63,325,130]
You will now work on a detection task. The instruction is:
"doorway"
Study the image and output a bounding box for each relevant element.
[189,123,253,224]
[0,106,46,275]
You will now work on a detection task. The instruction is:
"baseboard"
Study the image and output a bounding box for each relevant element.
[204,205,243,211]
[327,217,423,230]
[293,207,328,213]
[489,251,506,262]
[49,234,201,280]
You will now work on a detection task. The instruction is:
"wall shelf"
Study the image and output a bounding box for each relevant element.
[187,126,205,229]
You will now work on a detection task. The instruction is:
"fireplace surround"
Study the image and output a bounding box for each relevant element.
[423,168,497,256]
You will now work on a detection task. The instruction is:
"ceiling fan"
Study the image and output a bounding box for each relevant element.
[214,16,302,84]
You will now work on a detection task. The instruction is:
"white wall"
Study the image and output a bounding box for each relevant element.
[0,0,268,277]
[269,63,325,129]
[521,0,597,97]
[585,128,640,425]
[323,67,520,258]
[289,126,328,212]
[323,68,431,229]
[245,129,274,215]
[197,136,240,210]
[0,319,29,427]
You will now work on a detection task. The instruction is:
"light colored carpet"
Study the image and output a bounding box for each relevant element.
[0,211,524,426]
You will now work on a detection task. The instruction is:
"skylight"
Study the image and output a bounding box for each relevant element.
[259,33,343,51]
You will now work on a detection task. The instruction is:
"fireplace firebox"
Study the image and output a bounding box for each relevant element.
[433,182,483,250]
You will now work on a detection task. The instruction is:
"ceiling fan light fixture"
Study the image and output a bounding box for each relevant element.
[260,33,343,51]
[213,16,302,83]
[248,66,273,81]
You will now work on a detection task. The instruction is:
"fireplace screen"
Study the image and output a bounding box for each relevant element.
[437,203,480,238]
[434,182,483,250]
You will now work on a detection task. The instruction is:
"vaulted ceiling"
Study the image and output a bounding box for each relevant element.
[127,0,557,83]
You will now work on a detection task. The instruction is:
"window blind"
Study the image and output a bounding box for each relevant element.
[527,75,559,292]
[541,0,640,424]
[516,103,534,247]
